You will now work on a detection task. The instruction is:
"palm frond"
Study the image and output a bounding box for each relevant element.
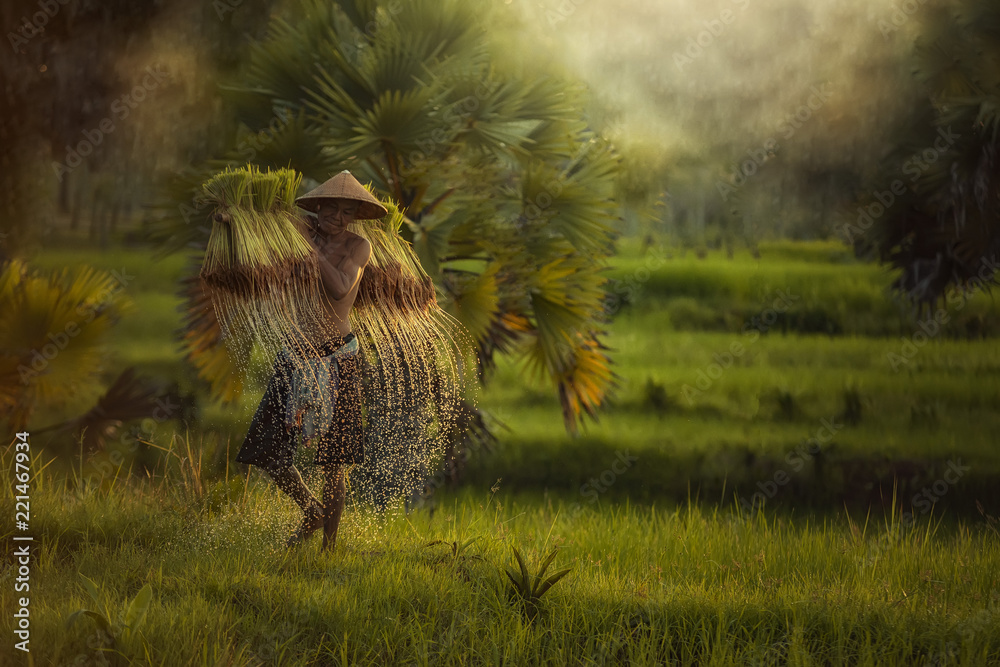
[0,260,128,431]
[36,367,162,452]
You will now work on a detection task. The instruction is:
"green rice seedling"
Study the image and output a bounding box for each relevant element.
[336,186,479,509]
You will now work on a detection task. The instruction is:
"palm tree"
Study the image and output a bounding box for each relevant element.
[0,260,161,450]
[156,0,621,434]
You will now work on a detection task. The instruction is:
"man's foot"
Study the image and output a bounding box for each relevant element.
[286,503,324,548]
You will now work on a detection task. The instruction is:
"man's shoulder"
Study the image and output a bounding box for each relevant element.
[342,230,370,245]
[345,231,372,261]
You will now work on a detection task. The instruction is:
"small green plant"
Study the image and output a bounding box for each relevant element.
[841,385,863,426]
[643,377,673,414]
[774,389,797,421]
[503,545,573,621]
[910,400,940,428]
[425,536,483,562]
[424,536,486,582]
[66,573,152,661]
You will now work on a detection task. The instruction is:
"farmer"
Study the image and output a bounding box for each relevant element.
[235,170,387,552]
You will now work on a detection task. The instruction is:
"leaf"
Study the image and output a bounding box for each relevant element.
[533,567,573,599]
[0,261,129,430]
[37,368,163,452]
[123,584,153,634]
[503,568,525,594]
[66,609,111,635]
[511,545,530,593]
[441,264,499,344]
[458,536,480,554]
[534,548,560,584]
[79,574,104,612]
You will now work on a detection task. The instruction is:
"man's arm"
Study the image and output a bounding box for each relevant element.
[315,237,372,300]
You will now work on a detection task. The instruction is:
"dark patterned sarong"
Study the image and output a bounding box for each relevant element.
[236,333,365,470]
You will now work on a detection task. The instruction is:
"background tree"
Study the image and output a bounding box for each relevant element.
[848,0,1000,307]
[0,0,277,447]
[0,0,279,257]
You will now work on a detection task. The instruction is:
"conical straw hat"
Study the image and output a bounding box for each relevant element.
[295,170,388,219]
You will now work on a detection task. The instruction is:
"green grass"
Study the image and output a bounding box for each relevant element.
[2,447,999,665]
[470,269,1000,513]
[606,239,1000,338]
[9,238,1000,664]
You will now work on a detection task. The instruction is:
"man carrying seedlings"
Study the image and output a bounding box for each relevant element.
[235,170,387,552]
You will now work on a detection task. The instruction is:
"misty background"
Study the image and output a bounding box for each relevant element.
[1,0,931,252]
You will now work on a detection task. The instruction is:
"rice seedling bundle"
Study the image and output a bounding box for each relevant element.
[199,165,323,356]
[346,191,476,511]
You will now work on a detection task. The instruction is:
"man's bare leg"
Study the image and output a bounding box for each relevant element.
[266,464,324,546]
[322,465,348,552]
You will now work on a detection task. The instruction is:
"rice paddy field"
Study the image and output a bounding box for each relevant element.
[4,239,1000,665]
